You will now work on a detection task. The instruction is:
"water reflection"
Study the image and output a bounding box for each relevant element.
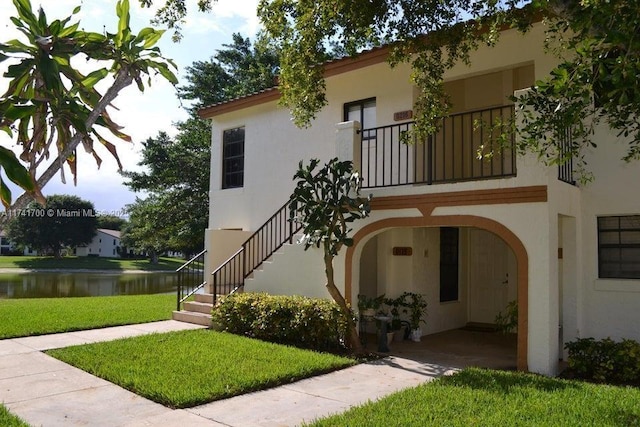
[0,272,178,298]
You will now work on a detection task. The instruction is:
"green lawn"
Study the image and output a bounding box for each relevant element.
[308,367,640,426]
[0,405,28,427]
[0,294,175,339]
[0,256,185,271]
[47,329,355,408]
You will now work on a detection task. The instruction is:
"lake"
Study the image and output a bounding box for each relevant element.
[0,272,178,299]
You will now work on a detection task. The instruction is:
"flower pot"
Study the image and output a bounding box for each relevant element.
[362,308,376,319]
[387,332,395,346]
[410,328,422,342]
[393,329,405,342]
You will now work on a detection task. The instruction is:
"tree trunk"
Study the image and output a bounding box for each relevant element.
[324,252,364,354]
[149,251,159,264]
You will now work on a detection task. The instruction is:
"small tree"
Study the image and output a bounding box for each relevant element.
[7,194,98,257]
[121,196,169,264]
[289,158,371,353]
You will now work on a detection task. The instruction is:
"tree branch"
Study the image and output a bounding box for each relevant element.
[4,67,134,218]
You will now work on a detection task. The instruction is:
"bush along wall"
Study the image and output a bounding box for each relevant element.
[211,293,350,352]
[565,337,640,385]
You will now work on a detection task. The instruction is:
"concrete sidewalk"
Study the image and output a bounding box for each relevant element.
[0,321,455,426]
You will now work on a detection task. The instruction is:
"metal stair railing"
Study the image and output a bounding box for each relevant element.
[176,249,207,311]
[212,200,302,304]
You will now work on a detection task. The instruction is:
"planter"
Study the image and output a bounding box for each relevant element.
[410,328,422,342]
[393,329,405,342]
[387,332,395,346]
[361,308,376,319]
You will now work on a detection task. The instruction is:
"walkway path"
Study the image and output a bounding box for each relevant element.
[0,321,456,426]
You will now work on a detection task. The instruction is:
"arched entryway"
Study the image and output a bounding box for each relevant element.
[346,213,529,371]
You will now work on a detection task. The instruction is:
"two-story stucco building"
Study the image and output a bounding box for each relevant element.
[184,22,640,377]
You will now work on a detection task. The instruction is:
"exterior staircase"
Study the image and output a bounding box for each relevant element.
[172,199,301,326]
[172,293,215,326]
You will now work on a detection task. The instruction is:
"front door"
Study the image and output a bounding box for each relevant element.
[468,229,511,324]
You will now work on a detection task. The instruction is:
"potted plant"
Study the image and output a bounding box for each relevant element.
[358,294,385,319]
[384,294,408,342]
[403,292,427,342]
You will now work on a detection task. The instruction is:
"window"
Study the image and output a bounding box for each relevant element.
[344,98,376,134]
[222,127,245,189]
[440,227,459,302]
[598,215,640,279]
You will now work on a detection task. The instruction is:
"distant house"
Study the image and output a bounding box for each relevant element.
[75,229,121,258]
[0,231,14,255]
[0,230,36,255]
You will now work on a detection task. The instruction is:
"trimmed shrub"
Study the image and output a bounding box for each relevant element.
[565,337,640,384]
[211,293,349,352]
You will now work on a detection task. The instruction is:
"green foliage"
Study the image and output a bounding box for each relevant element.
[48,329,354,408]
[494,299,518,334]
[290,158,371,257]
[257,0,640,178]
[289,158,371,352]
[121,196,170,263]
[97,214,127,231]
[179,32,280,113]
[6,194,97,256]
[0,0,177,208]
[403,292,428,330]
[515,0,640,181]
[122,118,210,255]
[211,292,350,352]
[565,337,640,385]
[357,294,385,311]
[139,0,217,42]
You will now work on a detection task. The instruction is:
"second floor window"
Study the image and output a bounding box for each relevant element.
[344,98,376,137]
[222,127,245,189]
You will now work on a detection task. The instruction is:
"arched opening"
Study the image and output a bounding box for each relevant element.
[346,215,529,371]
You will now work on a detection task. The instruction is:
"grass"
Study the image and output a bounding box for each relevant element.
[308,367,640,426]
[0,405,28,427]
[47,329,355,408]
[0,256,184,271]
[0,294,175,339]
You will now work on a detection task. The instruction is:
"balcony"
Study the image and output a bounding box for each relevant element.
[358,105,516,189]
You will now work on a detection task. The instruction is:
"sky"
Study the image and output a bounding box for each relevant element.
[0,0,261,216]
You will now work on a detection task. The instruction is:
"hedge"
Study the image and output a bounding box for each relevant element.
[211,293,349,352]
[565,337,640,385]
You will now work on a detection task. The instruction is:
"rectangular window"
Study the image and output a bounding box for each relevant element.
[598,215,640,279]
[440,227,459,302]
[222,127,245,189]
[344,98,376,136]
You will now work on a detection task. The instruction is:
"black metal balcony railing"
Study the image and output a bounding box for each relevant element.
[359,105,517,188]
[211,200,302,303]
[557,127,575,185]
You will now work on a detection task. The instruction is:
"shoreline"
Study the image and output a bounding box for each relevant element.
[0,268,177,274]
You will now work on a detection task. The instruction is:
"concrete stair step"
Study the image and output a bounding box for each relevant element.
[172,310,211,327]
[194,293,214,304]
[183,301,214,314]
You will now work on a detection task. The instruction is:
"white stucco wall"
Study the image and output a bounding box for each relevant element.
[578,126,640,342]
[203,21,640,377]
[76,230,120,258]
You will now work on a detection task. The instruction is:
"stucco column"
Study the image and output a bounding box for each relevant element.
[335,121,361,170]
